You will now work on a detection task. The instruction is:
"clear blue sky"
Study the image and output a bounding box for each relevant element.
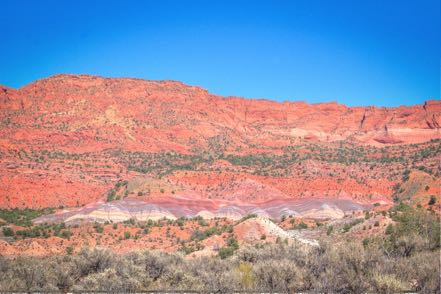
[0,0,439,106]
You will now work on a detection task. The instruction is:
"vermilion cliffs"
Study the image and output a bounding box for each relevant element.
[0,74,440,220]
[2,1,440,291]
[1,74,439,151]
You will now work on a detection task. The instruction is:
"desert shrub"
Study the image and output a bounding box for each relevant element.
[106,189,116,202]
[385,223,394,235]
[190,229,206,241]
[0,227,439,293]
[143,252,171,280]
[47,255,80,291]
[326,225,333,235]
[2,226,14,237]
[0,256,7,274]
[190,226,230,241]
[60,229,72,239]
[309,242,381,292]
[218,237,239,259]
[218,246,235,259]
[236,262,254,290]
[387,206,440,254]
[342,218,363,233]
[175,217,185,227]
[428,195,436,205]
[124,218,136,225]
[197,218,208,226]
[0,208,54,227]
[66,246,74,255]
[253,259,305,292]
[185,257,239,292]
[227,237,239,248]
[73,248,115,277]
[15,225,50,238]
[371,273,409,293]
[73,268,141,292]
[295,221,308,229]
[406,251,440,292]
[365,211,371,219]
[52,222,66,236]
[0,257,57,291]
[94,224,104,233]
[402,169,411,182]
[179,245,196,255]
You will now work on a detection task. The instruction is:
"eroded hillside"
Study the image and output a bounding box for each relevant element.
[0,74,439,212]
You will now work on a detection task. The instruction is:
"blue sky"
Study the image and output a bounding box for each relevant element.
[0,0,439,106]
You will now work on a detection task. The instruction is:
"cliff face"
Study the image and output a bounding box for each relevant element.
[0,74,439,209]
[0,74,439,154]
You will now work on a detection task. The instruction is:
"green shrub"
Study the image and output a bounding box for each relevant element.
[66,246,74,255]
[94,224,104,234]
[60,230,72,239]
[343,219,363,233]
[227,237,239,250]
[180,245,196,255]
[0,208,55,227]
[198,218,208,227]
[295,221,308,230]
[385,224,394,235]
[2,226,14,237]
[219,246,235,259]
[106,189,116,202]
[365,211,371,220]
[388,206,440,253]
[175,218,185,227]
[327,225,334,236]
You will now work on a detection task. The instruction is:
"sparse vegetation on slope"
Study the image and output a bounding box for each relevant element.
[0,205,438,292]
[0,208,55,227]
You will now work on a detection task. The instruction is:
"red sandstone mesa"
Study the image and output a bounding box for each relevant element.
[0,74,439,152]
[0,74,439,209]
